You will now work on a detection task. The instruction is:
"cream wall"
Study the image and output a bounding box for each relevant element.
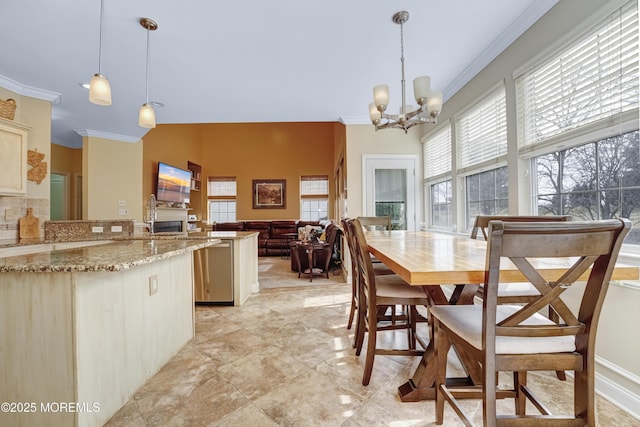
[0,87,51,238]
[344,124,423,219]
[82,136,143,220]
[416,0,640,416]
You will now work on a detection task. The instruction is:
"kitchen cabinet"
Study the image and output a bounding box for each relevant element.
[0,118,30,195]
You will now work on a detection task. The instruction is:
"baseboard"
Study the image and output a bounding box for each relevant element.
[594,356,640,420]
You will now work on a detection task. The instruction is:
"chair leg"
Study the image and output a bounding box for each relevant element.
[482,359,498,425]
[354,308,366,356]
[574,368,595,426]
[362,314,377,386]
[347,275,357,330]
[514,370,527,415]
[434,319,448,425]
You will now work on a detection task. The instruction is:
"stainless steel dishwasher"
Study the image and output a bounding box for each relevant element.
[194,240,233,304]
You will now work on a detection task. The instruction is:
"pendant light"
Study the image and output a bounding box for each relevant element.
[139,17,158,128]
[89,0,112,105]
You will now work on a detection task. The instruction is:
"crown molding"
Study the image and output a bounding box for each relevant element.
[0,74,62,104]
[338,116,370,125]
[74,129,141,144]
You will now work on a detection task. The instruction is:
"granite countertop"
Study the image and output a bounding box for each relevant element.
[0,238,220,273]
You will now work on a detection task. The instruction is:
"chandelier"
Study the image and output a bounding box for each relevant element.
[369,11,442,133]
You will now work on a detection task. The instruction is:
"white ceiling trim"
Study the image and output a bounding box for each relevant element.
[74,129,141,144]
[0,74,62,104]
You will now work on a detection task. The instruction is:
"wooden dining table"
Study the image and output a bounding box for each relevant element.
[365,230,639,402]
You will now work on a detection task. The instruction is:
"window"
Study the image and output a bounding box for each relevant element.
[519,1,639,244]
[465,166,509,229]
[456,84,507,172]
[207,177,236,223]
[535,131,640,244]
[430,180,452,228]
[456,84,508,229]
[423,124,452,228]
[517,1,638,149]
[300,176,328,221]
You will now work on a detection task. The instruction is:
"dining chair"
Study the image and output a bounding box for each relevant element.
[472,215,572,381]
[471,215,572,304]
[357,215,392,231]
[347,218,430,386]
[470,215,572,241]
[432,218,631,426]
[341,218,395,336]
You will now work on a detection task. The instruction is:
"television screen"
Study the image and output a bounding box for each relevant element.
[156,162,191,204]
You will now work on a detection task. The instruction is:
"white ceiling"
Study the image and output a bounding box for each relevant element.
[0,0,558,148]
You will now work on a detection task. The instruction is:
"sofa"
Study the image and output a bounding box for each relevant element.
[212,220,329,257]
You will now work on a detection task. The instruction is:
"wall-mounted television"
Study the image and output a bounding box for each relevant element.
[156,162,191,205]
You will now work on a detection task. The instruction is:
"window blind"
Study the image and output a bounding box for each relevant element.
[207,176,236,198]
[300,175,328,198]
[423,124,451,179]
[456,85,507,169]
[517,1,639,147]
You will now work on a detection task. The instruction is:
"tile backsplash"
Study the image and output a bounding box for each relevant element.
[0,196,49,240]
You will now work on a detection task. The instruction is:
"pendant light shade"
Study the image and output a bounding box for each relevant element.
[139,17,158,129]
[139,103,156,128]
[89,73,112,105]
[89,0,111,106]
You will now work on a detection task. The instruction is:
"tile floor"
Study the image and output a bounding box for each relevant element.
[105,258,639,426]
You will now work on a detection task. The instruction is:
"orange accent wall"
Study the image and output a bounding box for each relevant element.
[142,122,342,221]
[51,143,82,219]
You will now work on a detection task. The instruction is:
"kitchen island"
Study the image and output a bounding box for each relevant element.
[0,237,219,427]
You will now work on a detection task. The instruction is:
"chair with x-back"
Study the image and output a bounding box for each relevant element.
[432,218,630,426]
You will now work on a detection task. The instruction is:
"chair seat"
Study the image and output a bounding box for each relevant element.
[372,263,395,275]
[497,282,540,297]
[375,274,429,300]
[430,305,576,354]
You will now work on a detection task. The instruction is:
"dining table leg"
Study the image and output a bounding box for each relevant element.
[397,283,481,402]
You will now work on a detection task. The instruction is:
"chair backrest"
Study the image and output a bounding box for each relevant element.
[346,218,379,314]
[483,219,630,356]
[341,219,361,292]
[470,215,572,240]
[357,216,391,231]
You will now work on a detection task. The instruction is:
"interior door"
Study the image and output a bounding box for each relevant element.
[363,155,418,230]
[50,172,69,220]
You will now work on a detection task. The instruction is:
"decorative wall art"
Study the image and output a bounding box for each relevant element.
[27,149,47,184]
[253,179,286,209]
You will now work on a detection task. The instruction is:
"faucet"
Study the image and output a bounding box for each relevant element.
[147,194,157,234]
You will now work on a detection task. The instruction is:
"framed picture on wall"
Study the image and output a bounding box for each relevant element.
[253,179,286,209]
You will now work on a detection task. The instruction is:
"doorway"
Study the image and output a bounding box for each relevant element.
[362,155,419,230]
[50,172,70,220]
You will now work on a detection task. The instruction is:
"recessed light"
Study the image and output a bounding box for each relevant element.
[149,101,165,107]
[79,82,90,89]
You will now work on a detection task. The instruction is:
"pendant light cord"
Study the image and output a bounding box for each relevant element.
[98,0,105,74]
[145,27,150,103]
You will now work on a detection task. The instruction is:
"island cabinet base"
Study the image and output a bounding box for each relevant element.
[0,252,195,427]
